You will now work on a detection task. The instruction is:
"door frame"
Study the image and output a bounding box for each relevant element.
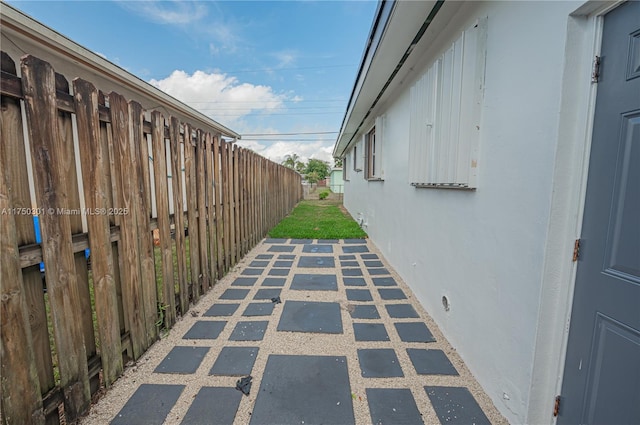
[528,1,628,423]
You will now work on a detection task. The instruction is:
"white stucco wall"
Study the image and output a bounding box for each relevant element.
[343,2,582,423]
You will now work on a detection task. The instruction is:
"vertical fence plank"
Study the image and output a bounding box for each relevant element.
[21,55,91,421]
[129,101,158,347]
[0,54,56,406]
[0,67,46,425]
[57,75,98,398]
[170,117,188,314]
[183,125,201,302]
[212,135,224,278]
[220,142,231,272]
[204,132,217,285]
[226,142,235,266]
[195,130,210,294]
[151,111,176,328]
[73,80,123,386]
[109,92,147,360]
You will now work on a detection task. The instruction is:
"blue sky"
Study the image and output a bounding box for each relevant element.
[6,0,377,164]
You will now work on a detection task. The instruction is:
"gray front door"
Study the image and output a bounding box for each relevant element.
[559,1,640,424]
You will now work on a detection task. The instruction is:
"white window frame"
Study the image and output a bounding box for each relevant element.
[365,116,384,180]
[408,18,487,189]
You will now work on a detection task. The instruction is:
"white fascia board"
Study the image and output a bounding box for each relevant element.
[0,3,240,139]
[333,0,439,158]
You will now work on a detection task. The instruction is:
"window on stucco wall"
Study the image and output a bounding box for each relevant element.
[365,116,384,180]
[408,18,487,189]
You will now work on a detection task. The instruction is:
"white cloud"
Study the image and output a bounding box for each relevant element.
[235,139,334,165]
[149,70,286,127]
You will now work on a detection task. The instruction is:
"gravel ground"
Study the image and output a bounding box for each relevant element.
[79,239,508,425]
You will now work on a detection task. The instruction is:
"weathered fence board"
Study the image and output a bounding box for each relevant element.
[183,125,201,302]
[0,64,46,424]
[73,80,123,387]
[170,117,189,314]
[21,55,91,421]
[1,51,302,422]
[151,111,176,328]
[110,92,148,360]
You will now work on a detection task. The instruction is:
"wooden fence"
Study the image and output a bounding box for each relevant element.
[0,52,302,424]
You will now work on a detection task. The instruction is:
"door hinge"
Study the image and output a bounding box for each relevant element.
[553,395,561,417]
[591,55,601,83]
[572,239,581,262]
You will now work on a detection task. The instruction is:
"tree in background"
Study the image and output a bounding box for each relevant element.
[304,158,330,183]
[334,157,343,168]
[282,153,303,170]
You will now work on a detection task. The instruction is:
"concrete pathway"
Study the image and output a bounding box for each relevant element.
[81,239,507,425]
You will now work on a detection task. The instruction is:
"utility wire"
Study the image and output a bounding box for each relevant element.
[242,131,338,136]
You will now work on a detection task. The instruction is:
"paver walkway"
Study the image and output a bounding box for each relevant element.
[82,239,507,425]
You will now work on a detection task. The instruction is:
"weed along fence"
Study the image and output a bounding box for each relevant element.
[0,51,302,423]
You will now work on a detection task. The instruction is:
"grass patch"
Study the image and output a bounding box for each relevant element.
[268,200,367,239]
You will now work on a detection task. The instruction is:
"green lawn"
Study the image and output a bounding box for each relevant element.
[268,200,367,239]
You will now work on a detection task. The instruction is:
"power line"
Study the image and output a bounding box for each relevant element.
[242,131,338,136]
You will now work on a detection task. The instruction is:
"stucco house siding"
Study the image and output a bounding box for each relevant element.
[339,2,582,423]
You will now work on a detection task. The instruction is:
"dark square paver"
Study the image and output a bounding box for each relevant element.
[342,268,363,276]
[220,288,250,300]
[361,253,379,259]
[273,260,293,268]
[407,349,458,375]
[268,268,289,276]
[317,239,339,244]
[378,288,407,300]
[364,260,384,268]
[278,254,296,259]
[266,238,287,243]
[302,244,333,253]
[250,355,355,425]
[111,384,184,425]
[254,288,282,300]
[242,268,264,276]
[373,277,398,286]
[341,261,359,267]
[394,322,436,343]
[343,277,367,286]
[385,304,419,318]
[181,387,242,425]
[339,255,356,260]
[349,305,380,319]
[243,302,275,316]
[366,388,424,425]
[342,245,369,253]
[183,321,226,339]
[154,346,209,374]
[268,245,295,252]
[368,268,390,275]
[357,349,404,378]
[256,254,274,259]
[277,301,343,334]
[298,256,335,268]
[353,323,390,341]
[262,277,286,287]
[344,239,367,244]
[203,303,240,317]
[425,386,490,425]
[249,260,270,267]
[231,277,258,286]
[229,321,268,341]
[290,238,313,244]
[210,347,259,376]
[346,288,373,302]
[291,274,338,291]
